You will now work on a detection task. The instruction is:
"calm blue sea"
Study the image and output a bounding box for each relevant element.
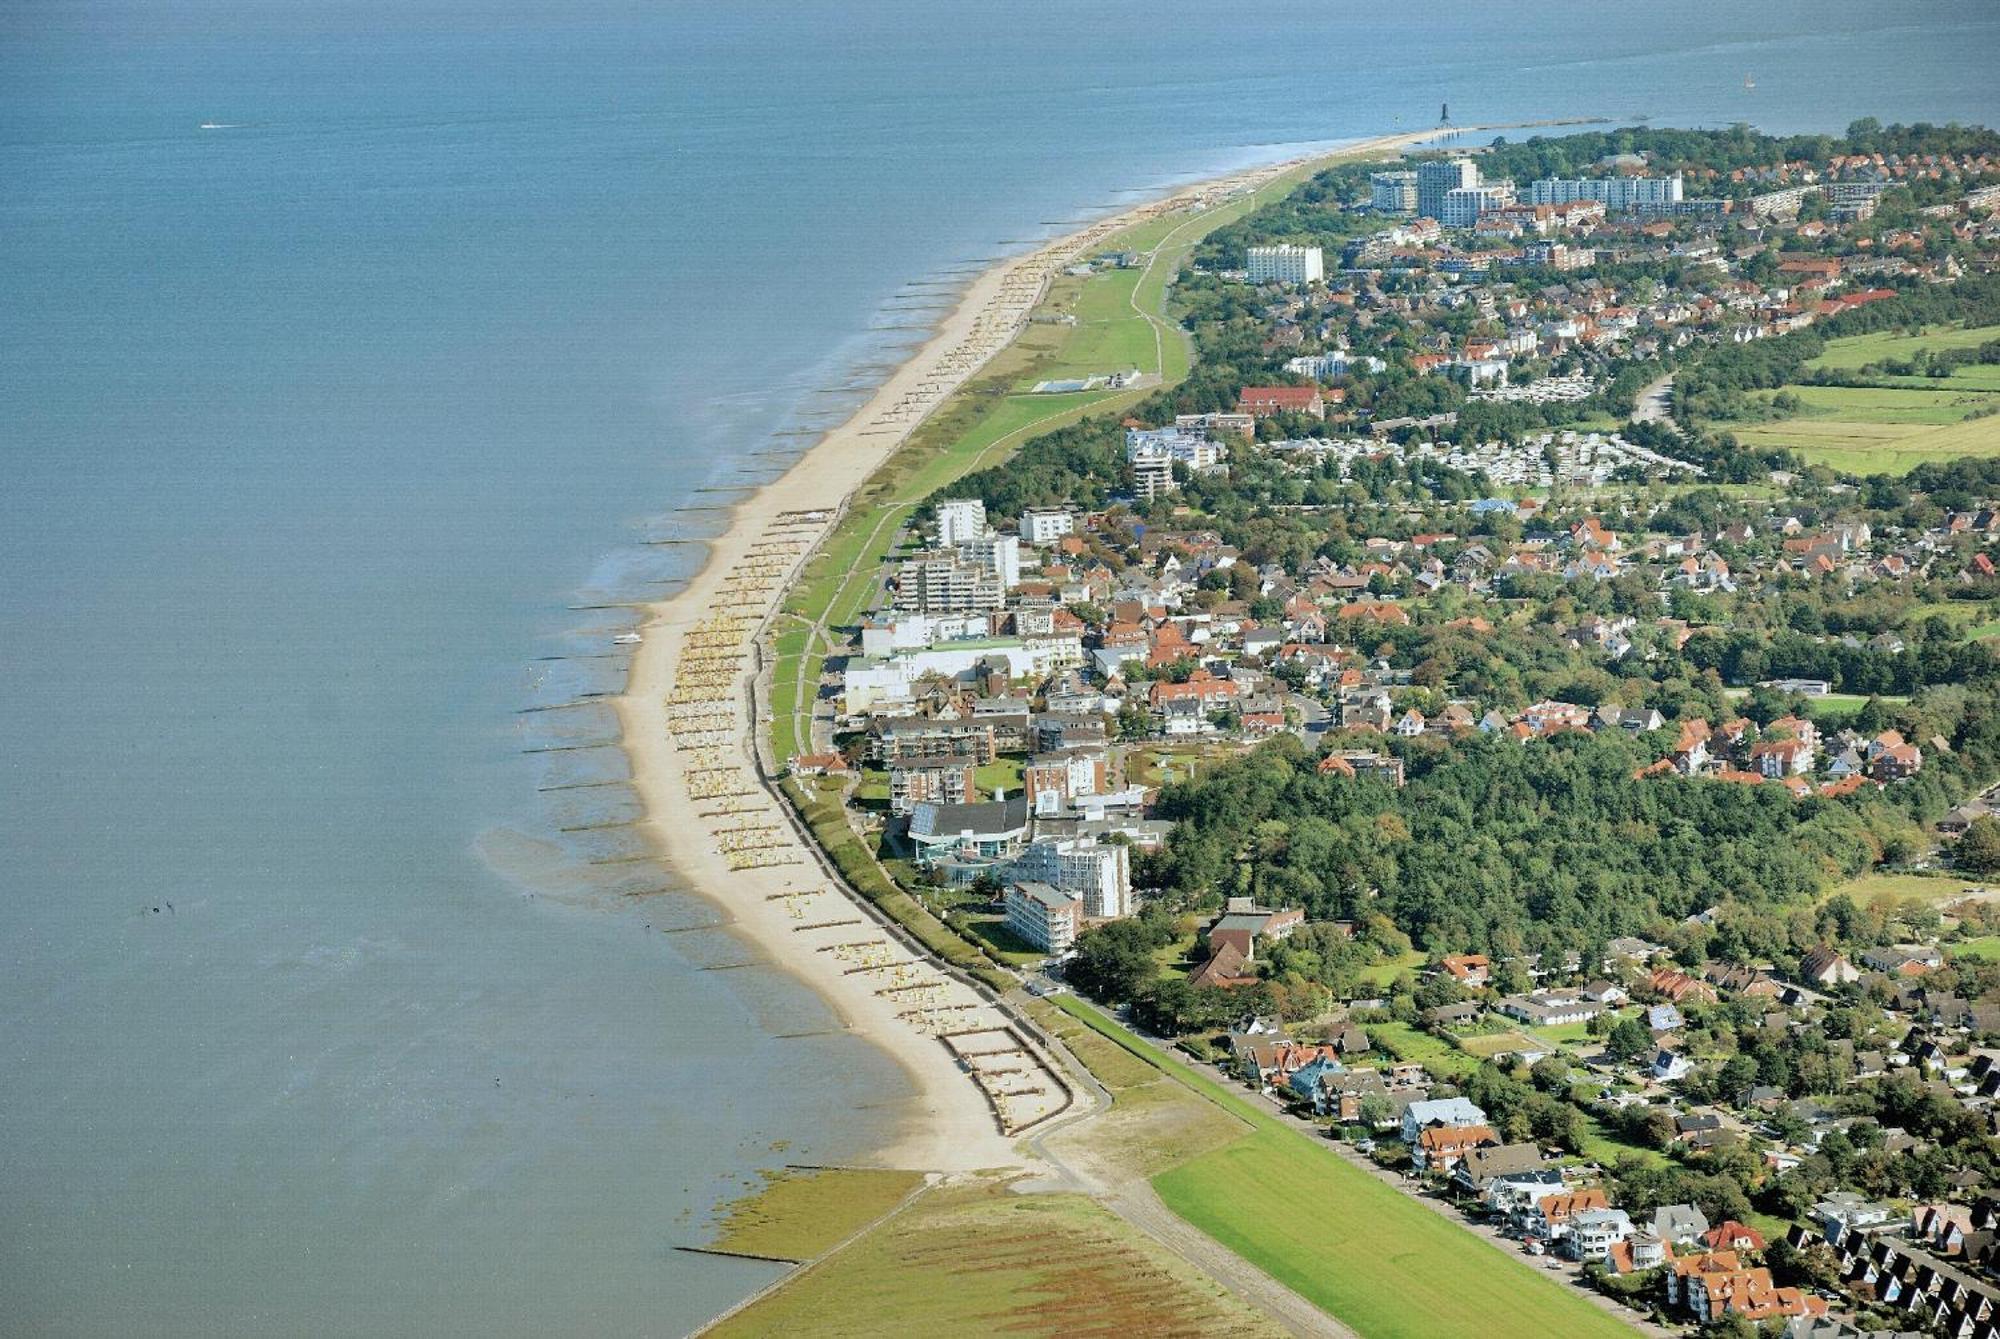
[2,2,1995,1333]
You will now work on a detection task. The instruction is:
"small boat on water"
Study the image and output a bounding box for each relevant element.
[1743,74,1756,91]
[198,122,239,131]
[613,632,643,645]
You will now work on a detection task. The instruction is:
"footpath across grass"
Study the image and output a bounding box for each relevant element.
[1054,998,1634,1339]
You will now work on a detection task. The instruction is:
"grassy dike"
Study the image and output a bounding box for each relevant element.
[1053,997,1636,1339]
[729,139,1643,1338]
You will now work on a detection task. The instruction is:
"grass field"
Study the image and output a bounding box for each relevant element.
[1457,1028,1552,1059]
[1952,936,2000,962]
[1048,999,1633,1339]
[709,1167,926,1262]
[1826,870,1985,907]
[1805,323,2000,372]
[708,1177,1284,1338]
[1731,324,2000,474]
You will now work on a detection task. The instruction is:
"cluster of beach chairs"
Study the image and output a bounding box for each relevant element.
[652,506,1075,1134]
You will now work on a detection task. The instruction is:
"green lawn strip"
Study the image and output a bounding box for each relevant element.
[709,1167,928,1262]
[1048,998,1630,1339]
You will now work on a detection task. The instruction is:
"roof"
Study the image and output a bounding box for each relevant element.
[908,796,1030,840]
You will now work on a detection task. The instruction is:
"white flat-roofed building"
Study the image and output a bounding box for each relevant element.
[956,533,1021,590]
[1013,837,1131,917]
[1416,158,1479,220]
[934,497,988,546]
[1246,244,1324,286]
[1005,880,1081,953]
[1018,506,1075,544]
[1370,170,1418,214]
[1528,175,1684,213]
[1440,184,1514,228]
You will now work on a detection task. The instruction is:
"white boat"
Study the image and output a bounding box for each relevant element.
[198,122,239,131]
[612,632,642,645]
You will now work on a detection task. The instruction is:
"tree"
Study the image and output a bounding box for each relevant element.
[1959,816,2000,875]
[1066,920,1164,1003]
[1607,1015,1654,1063]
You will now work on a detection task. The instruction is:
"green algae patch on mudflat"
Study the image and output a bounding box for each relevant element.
[706,1166,926,1263]
[707,1178,1285,1339]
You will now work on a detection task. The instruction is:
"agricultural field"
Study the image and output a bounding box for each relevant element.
[1730,323,2000,474]
[708,1178,1283,1339]
[1734,383,2000,475]
[1951,936,2000,962]
[1805,322,2000,373]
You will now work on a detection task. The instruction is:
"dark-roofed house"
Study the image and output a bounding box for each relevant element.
[908,796,1030,866]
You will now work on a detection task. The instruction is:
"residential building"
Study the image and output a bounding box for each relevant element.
[1370,170,1418,214]
[1018,506,1075,544]
[1237,385,1327,420]
[1004,881,1081,953]
[1567,1208,1636,1263]
[1417,158,1480,220]
[1012,837,1131,918]
[1440,183,1514,228]
[956,532,1022,590]
[934,497,988,545]
[888,756,974,817]
[1529,175,1686,213]
[1402,1096,1488,1143]
[894,550,1005,613]
[1246,244,1325,286]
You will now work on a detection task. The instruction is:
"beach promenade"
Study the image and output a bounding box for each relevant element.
[617,132,1450,1173]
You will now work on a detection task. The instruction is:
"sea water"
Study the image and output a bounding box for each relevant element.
[3,1,1996,1333]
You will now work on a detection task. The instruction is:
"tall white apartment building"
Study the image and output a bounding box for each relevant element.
[955,533,1021,590]
[1528,175,1684,213]
[933,497,988,546]
[1013,839,1132,918]
[1370,170,1418,214]
[1018,506,1075,544]
[1416,158,1479,220]
[893,551,1004,613]
[1440,183,1514,228]
[1245,244,1324,286]
[1004,882,1081,953]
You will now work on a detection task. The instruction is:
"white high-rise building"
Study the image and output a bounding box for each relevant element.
[1416,158,1479,220]
[1245,244,1324,286]
[956,533,1021,590]
[1440,183,1515,228]
[1018,506,1075,544]
[1370,170,1418,214]
[934,497,988,546]
[1528,175,1684,213]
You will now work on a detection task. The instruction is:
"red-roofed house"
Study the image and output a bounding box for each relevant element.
[1237,385,1326,420]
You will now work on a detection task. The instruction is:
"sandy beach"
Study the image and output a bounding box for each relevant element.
[617,131,1450,1173]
